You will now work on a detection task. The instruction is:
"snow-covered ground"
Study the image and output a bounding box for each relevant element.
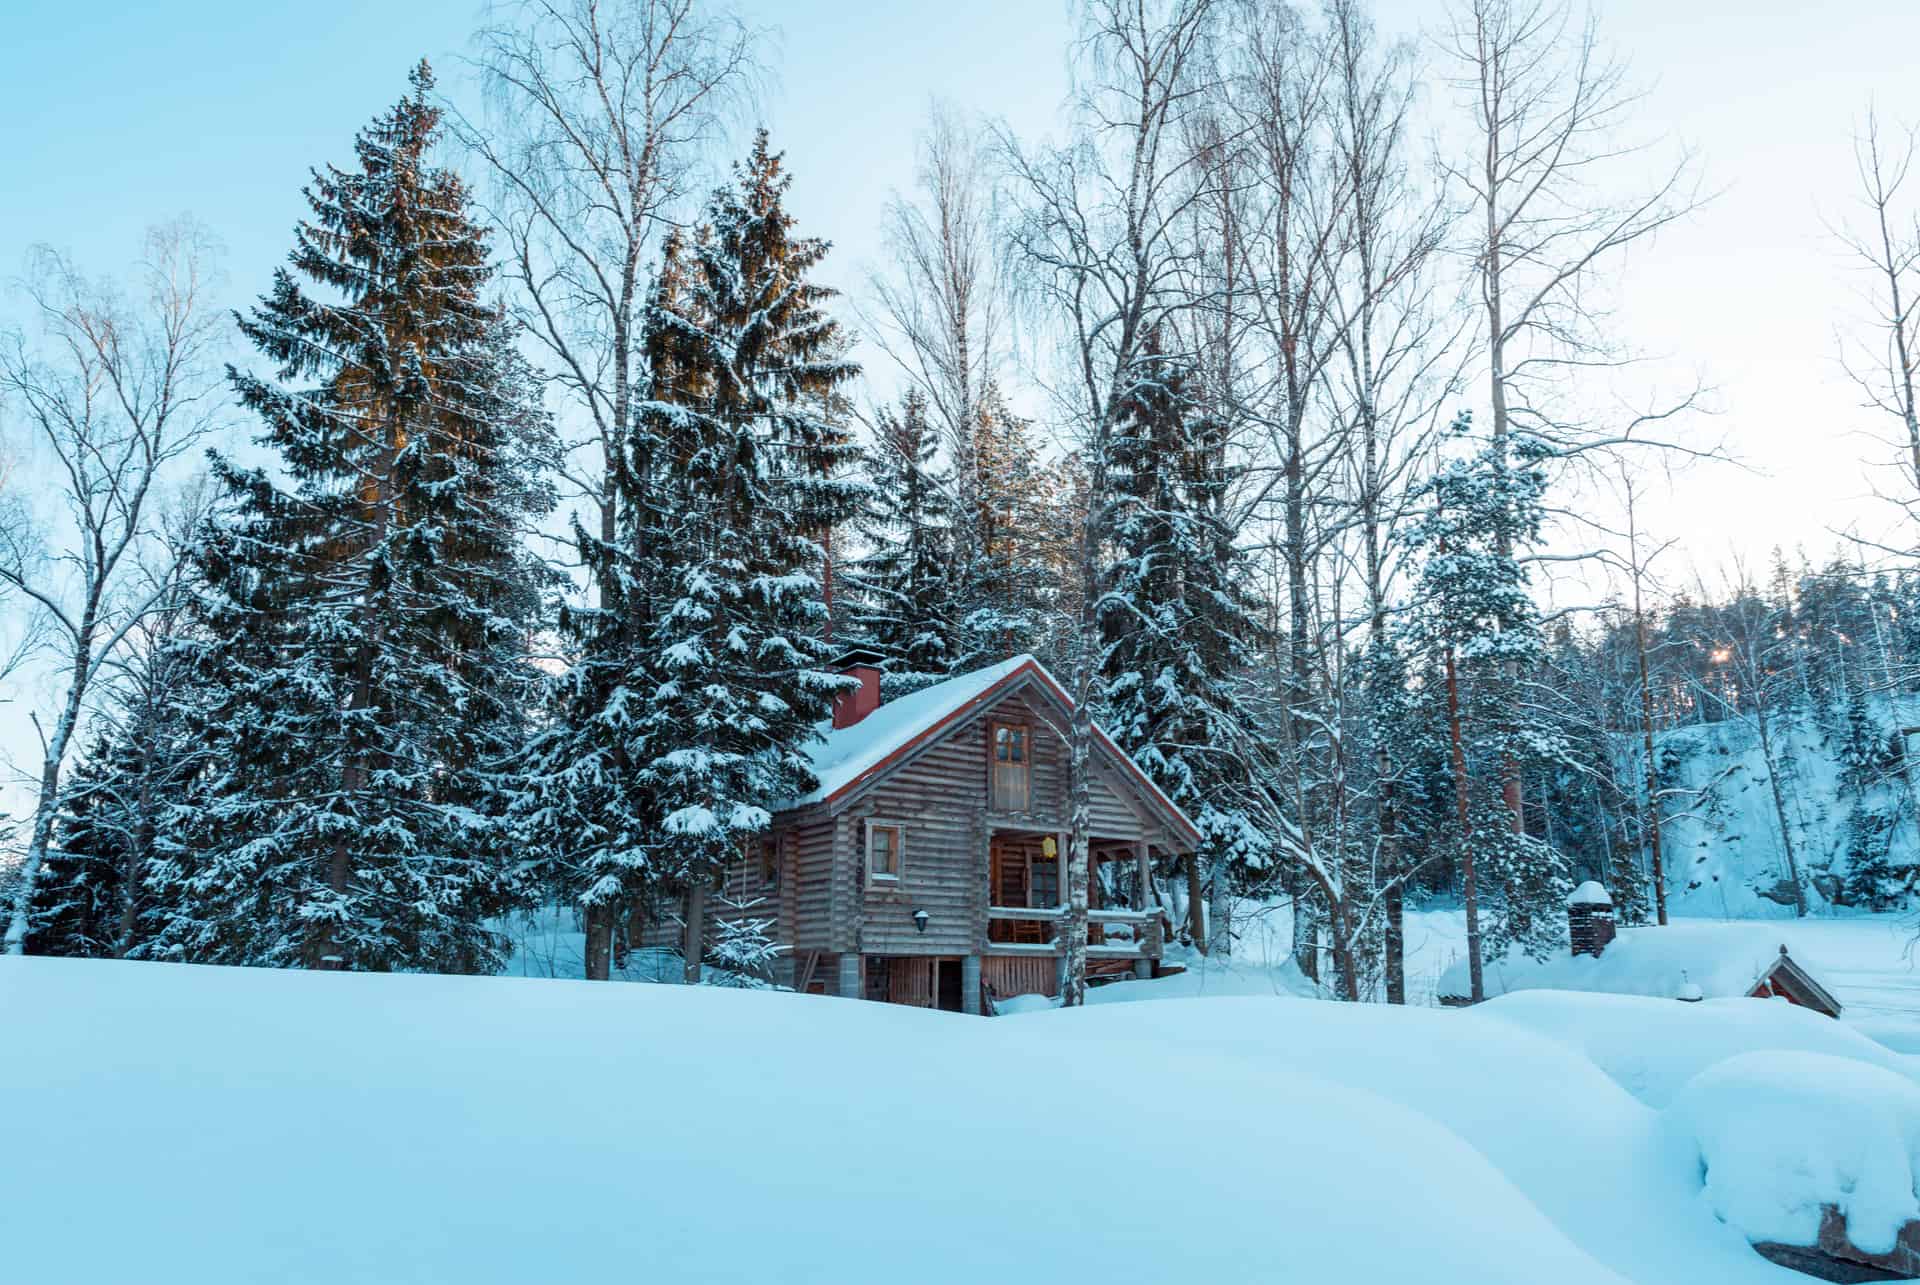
[1213,898,1920,1049]
[6,954,1919,1284]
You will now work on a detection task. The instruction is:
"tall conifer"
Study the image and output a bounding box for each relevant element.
[634,130,864,898]
[1099,345,1268,948]
[848,388,958,673]
[172,63,554,973]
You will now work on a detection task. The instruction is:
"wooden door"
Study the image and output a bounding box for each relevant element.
[992,837,1030,907]
[935,959,964,1012]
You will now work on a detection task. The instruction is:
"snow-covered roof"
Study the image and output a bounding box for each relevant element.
[1437,923,1842,1009]
[785,655,1031,807]
[1568,880,1613,907]
[779,654,1202,845]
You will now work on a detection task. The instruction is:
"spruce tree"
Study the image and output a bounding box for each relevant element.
[951,383,1059,670]
[634,130,864,904]
[1401,418,1573,997]
[1098,344,1268,953]
[29,609,217,959]
[848,388,958,673]
[171,63,554,973]
[516,133,863,979]
[24,736,132,958]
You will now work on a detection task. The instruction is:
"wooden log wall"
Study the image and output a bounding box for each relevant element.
[983,955,1059,1001]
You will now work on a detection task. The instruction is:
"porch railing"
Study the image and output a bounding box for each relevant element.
[986,906,1162,957]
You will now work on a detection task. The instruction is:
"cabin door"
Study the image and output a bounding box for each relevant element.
[934,959,964,1012]
[989,834,1057,944]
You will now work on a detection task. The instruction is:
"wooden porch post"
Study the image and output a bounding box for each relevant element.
[962,954,982,1016]
[1056,827,1071,997]
[837,953,862,1000]
[1133,839,1150,911]
[682,884,706,984]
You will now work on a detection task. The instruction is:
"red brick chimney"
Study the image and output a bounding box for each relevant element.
[1567,881,1616,958]
[830,648,887,730]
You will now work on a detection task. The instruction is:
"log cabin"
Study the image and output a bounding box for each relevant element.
[653,652,1201,1014]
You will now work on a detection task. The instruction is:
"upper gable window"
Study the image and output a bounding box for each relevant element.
[991,720,1031,811]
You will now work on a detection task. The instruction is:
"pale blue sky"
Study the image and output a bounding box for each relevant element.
[1,0,1071,338]
[6,0,1920,586]
[5,0,1920,821]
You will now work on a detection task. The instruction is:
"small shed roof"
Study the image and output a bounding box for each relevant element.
[1437,923,1843,1015]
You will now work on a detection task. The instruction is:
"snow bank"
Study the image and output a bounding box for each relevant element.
[0,956,1639,1285]
[1668,1051,1920,1253]
[10,957,1919,1283]
[1482,989,1920,1107]
[1039,996,1791,1284]
[1436,921,1843,1004]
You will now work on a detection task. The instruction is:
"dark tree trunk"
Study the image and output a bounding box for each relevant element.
[1446,644,1483,1003]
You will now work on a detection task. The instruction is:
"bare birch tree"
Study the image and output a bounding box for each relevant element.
[1615,466,1674,924]
[1832,108,1920,533]
[1323,0,1463,1000]
[1,221,224,955]
[461,0,758,551]
[1441,0,1702,836]
[864,101,1007,537]
[1002,0,1224,1006]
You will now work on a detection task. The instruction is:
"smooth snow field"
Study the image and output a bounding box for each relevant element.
[4,957,1919,1284]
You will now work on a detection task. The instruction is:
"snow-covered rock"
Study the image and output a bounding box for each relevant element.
[1667,1050,1920,1254]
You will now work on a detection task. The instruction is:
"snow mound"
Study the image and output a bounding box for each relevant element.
[1668,1050,1920,1253]
[1437,921,1840,1004]
[1042,996,1790,1283]
[0,956,1639,1285]
[1481,989,1919,1107]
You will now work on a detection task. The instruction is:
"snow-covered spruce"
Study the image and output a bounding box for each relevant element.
[512,131,864,977]
[1097,339,1267,957]
[162,62,555,973]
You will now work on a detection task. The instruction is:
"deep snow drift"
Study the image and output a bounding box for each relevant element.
[5,957,1919,1284]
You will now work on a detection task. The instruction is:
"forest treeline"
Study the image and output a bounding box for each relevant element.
[4,0,1918,1005]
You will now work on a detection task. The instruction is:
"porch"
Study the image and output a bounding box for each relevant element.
[982,828,1166,1000]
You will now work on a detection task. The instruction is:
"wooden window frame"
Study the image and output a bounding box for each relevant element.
[865,818,905,887]
[759,832,781,893]
[989,719,1032,811]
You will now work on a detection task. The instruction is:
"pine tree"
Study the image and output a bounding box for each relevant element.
[1098,344,1268,955]
[848,388,958,673]
[1401,417,1574,999]
[636,130,865,906]
[952,382,1059,669]
[516,132,864,979]
[169,63,555,973]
